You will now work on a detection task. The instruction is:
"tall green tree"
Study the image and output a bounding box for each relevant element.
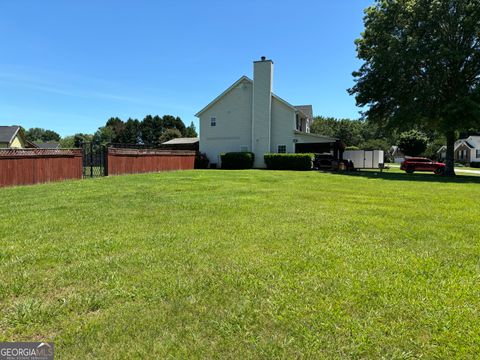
[350,0,480,175]
[185,121,198,137]
[73,133,93,147]
[120,118,141,144]
[161,115,186,136]
[25,128,61,142]
[105,117,125,143]
[93,126,116,145]
[158,128,182,144]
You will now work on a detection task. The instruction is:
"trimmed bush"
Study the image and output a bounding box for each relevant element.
[264,153,314,170]
[195,152,210,169]
[470,161,480,168]
[220,152,255,169]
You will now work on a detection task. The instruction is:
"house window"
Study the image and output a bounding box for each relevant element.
[477,149,480,158]
[277,145,287,154]
[240,145,248,152]
[210,116,216,127]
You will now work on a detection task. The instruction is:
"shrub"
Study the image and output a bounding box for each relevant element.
[220,152,255,169]
[345,146,360,151]
[470,162,480,168]
[264,153,314,170]
[158,128,182,144]
[195,152,209,169]
[398,130,428,156]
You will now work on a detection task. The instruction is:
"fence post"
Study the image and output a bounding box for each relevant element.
[104,145,109,176]
[89,142,93,177]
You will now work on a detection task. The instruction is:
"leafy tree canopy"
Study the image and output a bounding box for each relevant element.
[25,127,61,142]
[350,0,480,174]
[158,128,182,144]
[359,139,391,152]
[185,121,198,138]
[398,130,429,157]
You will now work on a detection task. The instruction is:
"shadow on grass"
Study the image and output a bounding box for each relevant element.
[330,170,480,184]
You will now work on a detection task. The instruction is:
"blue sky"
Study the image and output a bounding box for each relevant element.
[0,0,372,136]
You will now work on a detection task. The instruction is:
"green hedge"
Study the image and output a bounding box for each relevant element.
[264,153,314,170]
[470,161,480,168]
[220,152,255,169]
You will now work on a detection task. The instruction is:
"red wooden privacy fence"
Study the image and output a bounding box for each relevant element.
[0,148,83,187]
[107,148,195,176]
[0,147,196,187]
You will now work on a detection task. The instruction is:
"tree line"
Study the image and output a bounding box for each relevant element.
[24,128,61,143]
[58,115,197,148]
[310,116,454,159]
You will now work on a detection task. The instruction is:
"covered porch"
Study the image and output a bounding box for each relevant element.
[293,131,345,160]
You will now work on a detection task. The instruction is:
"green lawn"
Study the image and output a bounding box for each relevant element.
[1,170,480,358]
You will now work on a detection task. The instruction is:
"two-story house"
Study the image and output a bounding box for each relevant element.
[195,57,343,168]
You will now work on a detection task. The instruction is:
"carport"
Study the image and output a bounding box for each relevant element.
[293,131,345,160]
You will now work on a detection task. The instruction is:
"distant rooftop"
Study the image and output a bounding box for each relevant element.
[0,126,21,144]
[34,142,61,149]
[161,137,199,145]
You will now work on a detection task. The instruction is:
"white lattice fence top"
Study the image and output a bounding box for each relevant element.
[0,148,82,157]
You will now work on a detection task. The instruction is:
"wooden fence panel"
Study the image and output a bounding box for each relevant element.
[0,149,83,187]
[107,148,195,176]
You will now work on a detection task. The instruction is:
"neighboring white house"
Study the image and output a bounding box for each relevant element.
[389,145,405,163]
[195,57,342,168]
[437,135,480,164]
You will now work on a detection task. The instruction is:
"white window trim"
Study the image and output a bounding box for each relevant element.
[277,144,287,154]
[210,116,216,127]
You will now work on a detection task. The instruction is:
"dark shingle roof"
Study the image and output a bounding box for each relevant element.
[34,142,60,149]
[465,141,475,149]
[0,126,21,144]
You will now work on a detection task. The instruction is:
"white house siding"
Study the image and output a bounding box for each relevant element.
[252,60,273,167]
[199,79,253,166]
[270,97,296,154]
[469,136,480,162]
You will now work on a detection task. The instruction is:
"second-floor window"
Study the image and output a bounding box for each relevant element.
[210,116,216,127]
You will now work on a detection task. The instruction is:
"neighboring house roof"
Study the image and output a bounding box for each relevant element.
[454,139,476,151]
[195,76,307,117]
[437,145,447,153]
[34,142,60,149]
[465,141,475,149]
[0,125,21,145]
[389,145,405,156]
[161,137,199,145]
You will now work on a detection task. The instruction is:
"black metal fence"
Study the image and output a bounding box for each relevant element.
[81,142,107,177]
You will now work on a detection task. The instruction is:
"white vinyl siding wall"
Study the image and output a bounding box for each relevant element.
[270,97,296,154]
[199,79,253,165]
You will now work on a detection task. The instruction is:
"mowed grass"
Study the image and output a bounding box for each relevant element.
[1,170,479,359]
